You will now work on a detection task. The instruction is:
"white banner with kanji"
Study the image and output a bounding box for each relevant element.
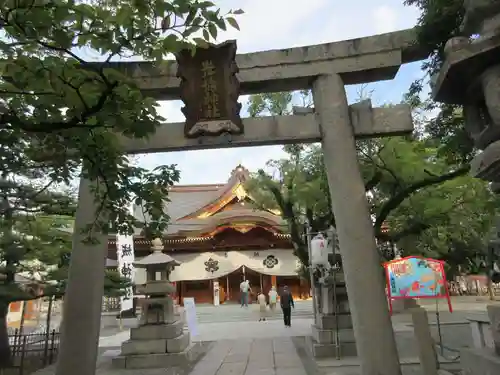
[116,203,136,312]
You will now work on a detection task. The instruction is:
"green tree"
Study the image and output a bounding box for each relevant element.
[403,0,473,165]
[245,91,497,276]
[0,0,242,239]
[0,205,131,365]
[0,0,243,366]
[0,180,77,368]
[401,0,499,276]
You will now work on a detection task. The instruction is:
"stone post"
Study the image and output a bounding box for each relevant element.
[410,307,438,375]
[312,74,401,375]
[55,178,108,375]
[306,225,318,322]
[487,305,500,355]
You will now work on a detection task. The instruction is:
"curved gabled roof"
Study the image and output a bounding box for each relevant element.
[176,164,251,220]
[132,164,285,236]
[174,209,286,236]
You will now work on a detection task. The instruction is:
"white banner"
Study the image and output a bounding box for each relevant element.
[116,203,136,312]
[183,297,199,338]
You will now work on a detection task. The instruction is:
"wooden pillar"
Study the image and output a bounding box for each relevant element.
[176,281,181,304]
[181,281,186,305]
[271,275,277,287]
[226,276,230,301]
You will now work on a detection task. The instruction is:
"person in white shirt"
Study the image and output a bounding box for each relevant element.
[257,291,267,321]
[268,286,278,311]
[240,279,250,307]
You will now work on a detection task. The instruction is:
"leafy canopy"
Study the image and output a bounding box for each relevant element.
[0,0,243,365]
[403,0,473,166]
[245,90,498,277]
[0,0,242,239]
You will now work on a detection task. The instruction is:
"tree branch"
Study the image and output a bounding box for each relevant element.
[365,170,383,192]
[373,164,470,234]
[0,80,118,133]
[384,221,431,242]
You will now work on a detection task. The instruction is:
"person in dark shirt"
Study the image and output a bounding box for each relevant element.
[279,285,294,327]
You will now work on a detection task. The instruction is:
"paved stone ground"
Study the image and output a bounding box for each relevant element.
[33,342,212,375]
[36,297,500,375]
[189,338,308,375]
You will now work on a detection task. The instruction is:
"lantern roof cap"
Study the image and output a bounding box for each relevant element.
[133,238,181,269]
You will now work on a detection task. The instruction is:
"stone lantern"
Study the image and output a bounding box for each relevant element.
[134,237,180,325]
[113,238,193,369]
[432,1,500,373]
[308,227,356,359]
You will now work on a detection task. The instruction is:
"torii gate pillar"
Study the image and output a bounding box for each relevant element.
[313,74,401,375]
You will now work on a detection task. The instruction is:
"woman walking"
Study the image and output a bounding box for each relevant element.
[268,286,278,312]
[257,291,267,321]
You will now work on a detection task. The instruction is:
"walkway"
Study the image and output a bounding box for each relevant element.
[100,318,312,347]
[35,296,500,375]
[190,338,307,375]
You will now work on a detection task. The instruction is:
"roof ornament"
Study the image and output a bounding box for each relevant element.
[229,164,249,182]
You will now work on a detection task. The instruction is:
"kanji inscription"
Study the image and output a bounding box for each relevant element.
[176,40,243,138]
[121,244,133,257]
[121,263,133,278]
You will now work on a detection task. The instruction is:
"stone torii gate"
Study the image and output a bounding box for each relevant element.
[56,29,426,375]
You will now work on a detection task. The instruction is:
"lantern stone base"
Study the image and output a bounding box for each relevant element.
[120,331,190,355]
[112,343,196,369]
[307,314,357,358]
[112,319,193,369]
[130,319,184,340]
[316,313,353,330]
[306,328,357,358]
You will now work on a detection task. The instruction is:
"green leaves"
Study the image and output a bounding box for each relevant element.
[0,0,243,243]
[0,0,245,314]
[245,90,498,270]
[226,17,240,31]
[403,0,465,76]
[208,22,218,39]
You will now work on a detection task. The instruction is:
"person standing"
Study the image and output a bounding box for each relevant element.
[268,286,278,311]
[240,279,250,307]
[257,291,267,321]
[280,285,294,327]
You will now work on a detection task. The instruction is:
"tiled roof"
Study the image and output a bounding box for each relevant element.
[62,165,285,238]
[132,164,284,236]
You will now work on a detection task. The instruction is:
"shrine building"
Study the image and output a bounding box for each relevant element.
[106,165,309,305]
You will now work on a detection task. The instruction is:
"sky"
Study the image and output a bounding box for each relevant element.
[137,0,425,185]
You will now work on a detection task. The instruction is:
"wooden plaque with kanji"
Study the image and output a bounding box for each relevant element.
[176,40,243,138]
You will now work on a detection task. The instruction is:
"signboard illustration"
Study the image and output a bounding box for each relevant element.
[384,256,452,314]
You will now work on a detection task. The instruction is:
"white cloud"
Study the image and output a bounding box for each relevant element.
[212,0,331,51]
[137,0,422,184]
[373,6,398,34]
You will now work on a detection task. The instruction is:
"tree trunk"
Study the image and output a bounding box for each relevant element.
[18,301,28,336]
[0,302,12,368]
